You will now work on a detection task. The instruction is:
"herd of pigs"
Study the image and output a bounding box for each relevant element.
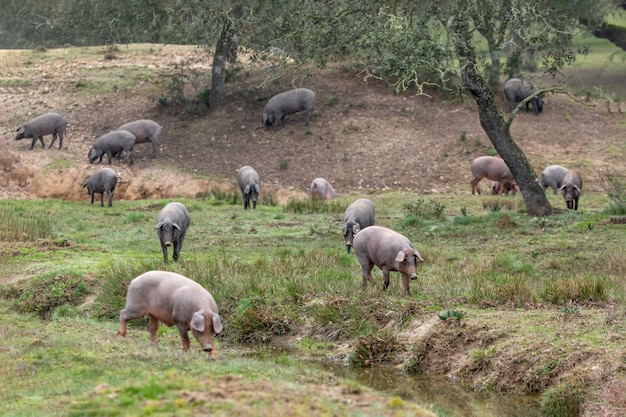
[12,83,582,355]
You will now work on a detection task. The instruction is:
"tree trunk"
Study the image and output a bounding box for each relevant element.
[450,16,552,217]
[209,29,229,111]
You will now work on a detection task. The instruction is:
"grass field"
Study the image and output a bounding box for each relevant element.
[1,190,625,416]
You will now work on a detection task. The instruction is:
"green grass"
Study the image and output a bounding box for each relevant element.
[0,192,625,415]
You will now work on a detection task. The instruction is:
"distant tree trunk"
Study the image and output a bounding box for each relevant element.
[209,28,230,111]
[450,15,552,216]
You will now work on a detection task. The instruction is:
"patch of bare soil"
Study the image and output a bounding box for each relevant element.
[0,45,624,202]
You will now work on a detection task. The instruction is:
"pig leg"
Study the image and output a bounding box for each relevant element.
[118,305,146,336]
[147,314,161,345]
[107,190,113,207]
[90,193,95,205]
[99,192,105,207]
[382,267,392,291]
[471,178,482,195]
[177,324,191,352]
[401,274,411,296]
[358,258,376,288]
[161,243,169,264]
[172,241,180,262]
[117,319,128,337]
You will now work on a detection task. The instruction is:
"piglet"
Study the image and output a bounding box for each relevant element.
[117,271,223,357]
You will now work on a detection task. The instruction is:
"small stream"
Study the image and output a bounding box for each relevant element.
[318,362,543,417]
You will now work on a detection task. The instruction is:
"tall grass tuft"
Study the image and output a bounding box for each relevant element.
[284,198,345,214]
[469,274,534,306]
[0,203,53,242]
[540,275,609,304]
[540,384,581,417]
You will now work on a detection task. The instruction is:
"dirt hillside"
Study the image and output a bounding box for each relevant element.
[0,44,624,203]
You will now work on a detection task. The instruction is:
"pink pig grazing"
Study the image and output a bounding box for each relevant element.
[117,271,223,356]
[470,156,520,195]
[353,226,424,295]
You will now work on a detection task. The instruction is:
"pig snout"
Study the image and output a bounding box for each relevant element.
[409,273,418,281]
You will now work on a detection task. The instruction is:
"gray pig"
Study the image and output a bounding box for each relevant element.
[352,226,424,295]
[15,112,67,150]
[88,130,136,165]
[117,271,223,356]
[116,119,162,158]
[470,156,520,195]
[83,167,119,207]
[309,178,336,200]
[342,198,375,253]
[154,202,190,263]
[262,88,316,128]
[540,165,570,195]
[504,78,544,115]
[237,165,261,210]
[559,170,583,210]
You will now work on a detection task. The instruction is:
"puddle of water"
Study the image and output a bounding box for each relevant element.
[318,362,542,417]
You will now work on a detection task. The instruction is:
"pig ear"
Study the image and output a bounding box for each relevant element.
[559,184,566,190]
[244,184,250,194]
[172,223,182,231]
[191,312,205,332]
[154,222,164,229]
[573,185,581,193]
[254,184,260,193]
[212,313,223,334]
[395,251,406,262]
[341,224,347,235]
[414,249,424,262]
[353,223,361,234]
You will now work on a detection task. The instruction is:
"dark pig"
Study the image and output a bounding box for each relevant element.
[309,178,336,200]
[117,271,223,356]
[88,130,136,165]
[342,198,375,253]
[262,88,316,128]
[83,167,119,207]
[353,226,424,295]
[237,165,261,210]
[15,112,67,150]
[559,170,583,210]
[116,119,162,158]
[154,202,190,263]
[504,78,544,115]
[470,156,520,195]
